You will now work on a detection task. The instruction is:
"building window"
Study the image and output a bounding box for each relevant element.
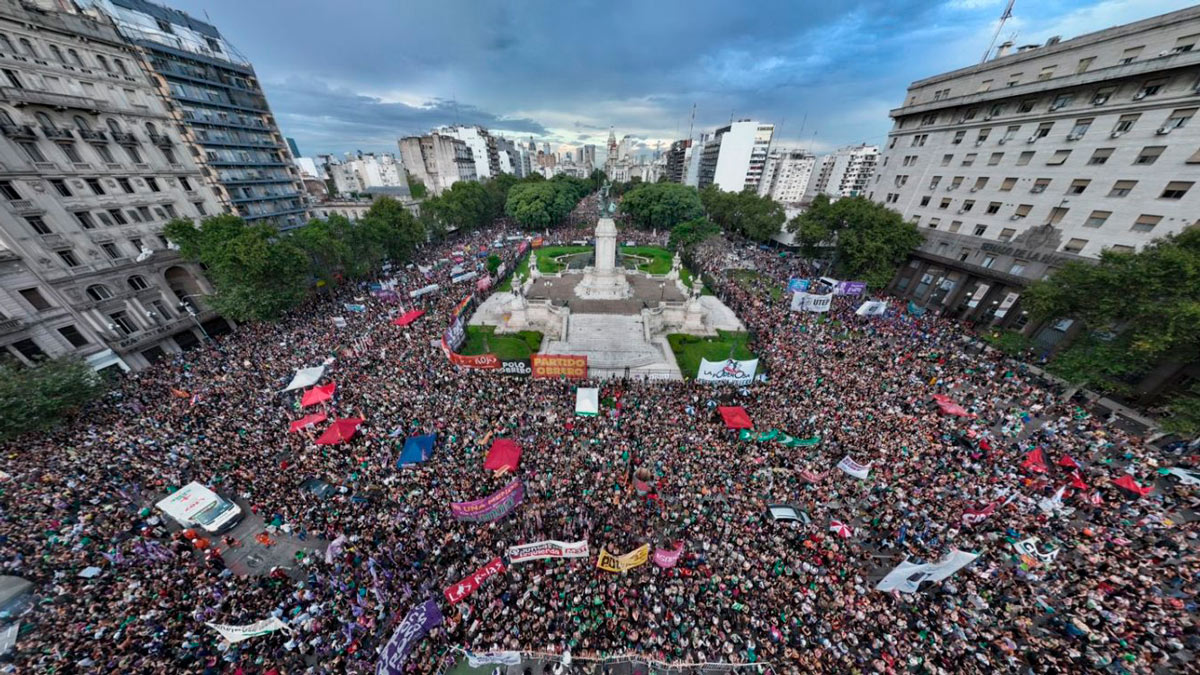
[1067,179,1090,195]
[18,141,46,162]
[987,152,1003,165]
[974,224,988,237]
[1048,206,1068,225]
[117,177,134,194]
[949,176,963,190]
[952,130,965,145]
[18,288,52,311]
[1017,99,1035,113]
[0,180,20,200]
[2,69,22,89]
[1031,178,1050,193]
[93,144,115,163]
[1038,66,1056,81]
[128,275,149,291]
[86,284,113,301]
[1009,261,1027,275]
[1000,125,1019,143]
[1112,114,1139,135]
[1134,146,1165,165]
[57,250,80,267]
[929,176,941,189]
[124,145,143,163]
[100,242,121,260]
[1084,210,1111,228]
[928,218,940,229]
[986,201,1001,214]
[919,196,931,207]
[1088,148,1114,165]
[1013,204,1032,219]
[108,311,136,335]
[107,209,127,225]
[961,200,975,212]
[1062,238,1088,253]
[999,177,1017,192]
[973,177,988,190]
[1046,149,1071,165]
[1120,46,1144,64]
[1173,34,1199,53]
[981,255,995,268]
[941,154,953,166]
[1131,214,1162,233]
[145,177,160,192]
[1163,108,1195,131]
[49,178,71,197]
[1160,181,1193,199]
[976,128,990,143]
[25,215,50,235]
[961,153,976,167]
[999,228,1017,242]
[920,113,938,126]
[1135,78,1167,99]
[58,143,82,163]
[58,325,88,348]
[1049,94,1073,110]
[948,220,962,233]
[1016,151,1034,166]
[1076,56,1095,73]
[1067,118,1092,140]
[74,211,96,230]
[939,198,951,209]
[10,338,47,362]
[85,178,104,195]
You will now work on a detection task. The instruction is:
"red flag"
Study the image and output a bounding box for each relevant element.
[1058,454,1079,469]
[170,388,190,399]
[301,383,336,408]
[1113,474,1152,496]
[1069,470,1089,490]
[1021,448,1048,473]
[962,501,997,526]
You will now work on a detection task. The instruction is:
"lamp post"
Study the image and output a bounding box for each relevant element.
[176,297,211,342]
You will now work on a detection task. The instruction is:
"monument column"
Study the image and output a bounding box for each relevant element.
[595,218,617,272]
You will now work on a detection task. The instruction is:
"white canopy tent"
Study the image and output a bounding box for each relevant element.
[282,365,325,392]
[575,388,599,416]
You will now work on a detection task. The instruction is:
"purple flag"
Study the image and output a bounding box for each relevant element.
[376,598,443,675]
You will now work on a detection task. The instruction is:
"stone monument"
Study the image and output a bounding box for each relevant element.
[575,216,632,300]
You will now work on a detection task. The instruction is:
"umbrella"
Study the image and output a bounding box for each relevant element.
[316,418,364,445]
[301,383,336,408]
[829,520,853,539]
[289,412,328,433]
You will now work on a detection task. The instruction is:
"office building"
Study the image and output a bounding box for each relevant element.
[758,149,816,204]
[94,0,307,229]
[872,6,1200,346]
[285,136,300,158]
[0,0,225,371]
[664,139,690,183]
[582,144,597,171]
[807,144,878,200]
[438,125,500,179]
[696,120,774,192]
[397,132,475,195]
[322,152,408,197]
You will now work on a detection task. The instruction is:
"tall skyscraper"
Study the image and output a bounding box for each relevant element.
[871,5,1200,336]
[95,0,308,230]
[582,144,597,170]
[286,137,301,159]
[664,139,691,183]
[696,120,774,192]
[0,0,224,371]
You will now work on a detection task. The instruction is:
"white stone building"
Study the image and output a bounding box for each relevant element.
[0,0,225,371]
[758,149,816,204]
[696,120,774,192]
[806,144,878,200]
[871,5,1200,345]
[397,132,476,195]
[322,152,409,197]
[437,125,500,179]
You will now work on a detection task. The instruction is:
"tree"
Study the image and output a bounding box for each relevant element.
[669,218,721,251]
[406,172,427,199]
[787,195,923,288]
[506,182,559,229]
[619,183,703,230]
[485,254,502,275]
[1026,229,1200,427]
[589,168,607,191]
[362,196,425,260]
[699,187,785,241]
[0,357,106,440]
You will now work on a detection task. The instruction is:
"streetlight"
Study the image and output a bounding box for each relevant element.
[177,298,212,342]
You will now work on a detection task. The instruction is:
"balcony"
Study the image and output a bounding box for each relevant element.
[109,131,139,145]
[41,126,74,141]
[0,86,99,111]
[148,133,174,148]
[39,233,67,247]
[8,199,44,215]
[0,123,36,139]
[77,129,107,142]
[0,317,23,335]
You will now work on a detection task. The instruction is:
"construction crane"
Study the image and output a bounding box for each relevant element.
[982,0,1016,64]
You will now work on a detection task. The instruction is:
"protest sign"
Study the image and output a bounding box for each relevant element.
[653,542,684,568]
[444,557,505,604]
[875,550,979,593]
[855,300,888,317]
[450,480,524,522]
[697,358,758,386]
[506,540,589,564]
[837,455,871,480]
[376,599,443,674]
[596,544,650,572]
[790,292,833,313]
[205,617,290,644]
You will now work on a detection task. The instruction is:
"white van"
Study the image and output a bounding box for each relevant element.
[155,482,243,534]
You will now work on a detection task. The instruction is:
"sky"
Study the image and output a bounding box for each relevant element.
[166,0,1198,159]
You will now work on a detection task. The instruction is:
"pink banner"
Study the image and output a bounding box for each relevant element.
[449,480,524,522]
[653,542,684,568]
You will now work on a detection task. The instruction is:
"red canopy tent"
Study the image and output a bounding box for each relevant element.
[1113,474,1152,496]
[315,417,364,445]
[392,309,426,327]
[718,406,753,429]
[484,438,521,472]
[300,383,336,408]
[932,393,971,417]
[289,412,328,433]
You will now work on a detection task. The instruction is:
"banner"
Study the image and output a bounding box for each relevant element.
[344,303,366,313]
[961,502,997,526]
[575,387,599,416]
[597,544,650,572]
[409,284,439,299]
[653,542,684,568]
[837,455,871,480]
[739,428,820,447]
[855,300,888,317]
[465,651,522,668]
[531,354,588,379]
[452,271,479,284]
[205,617,290,644]
[835,281,867,296]
[994,292,1020,319]
[790,292,832,313]
[1012,537,1059,565]
[787,278,810,293]
[697,357,758,386]
[443,317,467,352]
[906,301,927,317]
[450,480,524,522]
[498,358,532,376]
[442,339,501,370]
[506,540,589,564]
[376,599,443,675]
[966,284,990,309]
[444,557,505,604]
[875,549,979,593]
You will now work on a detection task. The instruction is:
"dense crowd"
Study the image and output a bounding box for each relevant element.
[0,212,1196,675]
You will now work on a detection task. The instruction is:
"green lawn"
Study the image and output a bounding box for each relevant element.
[495,252,530,291]
[619,245,674,274]
[460,325,543,359]
[668,330,754,378]
[533,245,591,273]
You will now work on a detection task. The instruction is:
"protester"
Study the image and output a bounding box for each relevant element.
[0,216,1195,675]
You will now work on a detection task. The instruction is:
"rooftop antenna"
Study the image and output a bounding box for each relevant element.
[982,0,1016,64]
[687,103,696,142]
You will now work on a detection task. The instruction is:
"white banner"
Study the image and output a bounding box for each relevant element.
[205,617,291,644]
[994,292,1020,319]
[966,284,990,309]
[790,292,832,313]
[575,388,599,416]
[837,455,871,480]
[1012,537,1059,565]
[466,650,523,667]
[697,358,759,386]
[451,271,479,284]
[875,549,980,593]
[282,365,325,392]
[854,300,888,317]
[409,283,440,299]
[0,623,17,657]
[507,540,590,563]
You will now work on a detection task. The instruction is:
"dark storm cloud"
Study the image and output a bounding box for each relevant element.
[169,0,1197,155]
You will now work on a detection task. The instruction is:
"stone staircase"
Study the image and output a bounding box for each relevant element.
[542,313,665,369]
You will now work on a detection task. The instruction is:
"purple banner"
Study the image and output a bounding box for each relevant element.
[653,543,684,568]
[376,598,443,675]
[835,281,867,296]
[450,479,524,523]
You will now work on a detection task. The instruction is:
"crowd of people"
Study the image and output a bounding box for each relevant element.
[0,208,1196,675]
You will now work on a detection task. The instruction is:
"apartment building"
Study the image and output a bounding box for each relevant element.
[873,6,1200,349]
[397,132,476,196]
[322,152,409,197]
[696,120,774,192]
[0,0,224,372]
[807,144,878,200]
[94,0,307,229]
[438,125,500,179]
[758,148,816,204]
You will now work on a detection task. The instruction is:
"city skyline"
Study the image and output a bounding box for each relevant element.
[167,0,1196,157]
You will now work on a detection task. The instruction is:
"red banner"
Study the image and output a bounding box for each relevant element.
[440,338,500,370]
[531,237,544,248]
[444,557,505,604]
[530,354,587,379]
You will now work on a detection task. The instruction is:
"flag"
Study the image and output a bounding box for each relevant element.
[170,388,190,399]
[1021,448,1048,473]
[961,501,997,526]
[1000,0,1015,21]
[1058,454,1079,469]
[1113,474,1152,496]
[1069,471,1089,490]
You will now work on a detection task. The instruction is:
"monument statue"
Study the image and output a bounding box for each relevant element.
[576,209,632,300]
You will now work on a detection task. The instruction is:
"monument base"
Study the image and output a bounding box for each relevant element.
[574,267,632,300]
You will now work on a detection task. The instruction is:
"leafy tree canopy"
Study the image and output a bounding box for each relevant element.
[0,357,106,440]
[786,195,923,288]
[669,218,721,251]
[699,187,787,242]
[620,183,704,230]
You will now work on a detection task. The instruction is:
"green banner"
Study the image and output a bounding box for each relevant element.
[740,429,820,446]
